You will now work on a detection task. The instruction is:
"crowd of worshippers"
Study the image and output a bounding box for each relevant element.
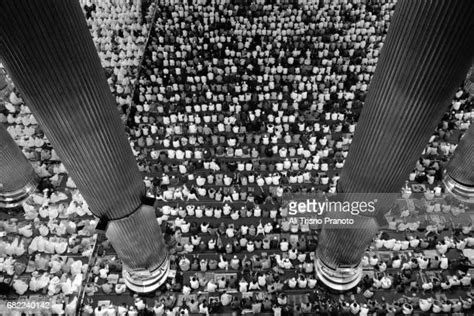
[0,186,96,315]
[76,0,474,315]
[124,0,473,202]
[78,194,474,315]
[1,0,473,315]
[126,0,388,179]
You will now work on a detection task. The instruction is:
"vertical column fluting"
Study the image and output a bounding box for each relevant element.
[0,70,10,97]
[0,0,168,292]
[465,65,474,98]
[0,124,37,207]
[316,0,474,291]
[444,124,474,203]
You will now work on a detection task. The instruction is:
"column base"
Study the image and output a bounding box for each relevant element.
[105,204,170,293]
[315,258,362,292]
[0,177,38,208]
[443,173,474,204]
[123,253,170,293]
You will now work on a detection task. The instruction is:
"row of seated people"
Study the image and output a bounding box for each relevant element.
[142,172,453,204]
[83,249,473,315]
[83,293,474,316]
[153,209,467,242]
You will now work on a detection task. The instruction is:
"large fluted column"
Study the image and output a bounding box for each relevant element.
[444,124,474,203]
[0,124,38,208]
[316,0,474,291]
[0,0,168,292]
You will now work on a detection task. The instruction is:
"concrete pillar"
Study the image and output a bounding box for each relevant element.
[316,0,474,291]
[0,0,169,292]
[0,125,38,207]
[444,124,474,203]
